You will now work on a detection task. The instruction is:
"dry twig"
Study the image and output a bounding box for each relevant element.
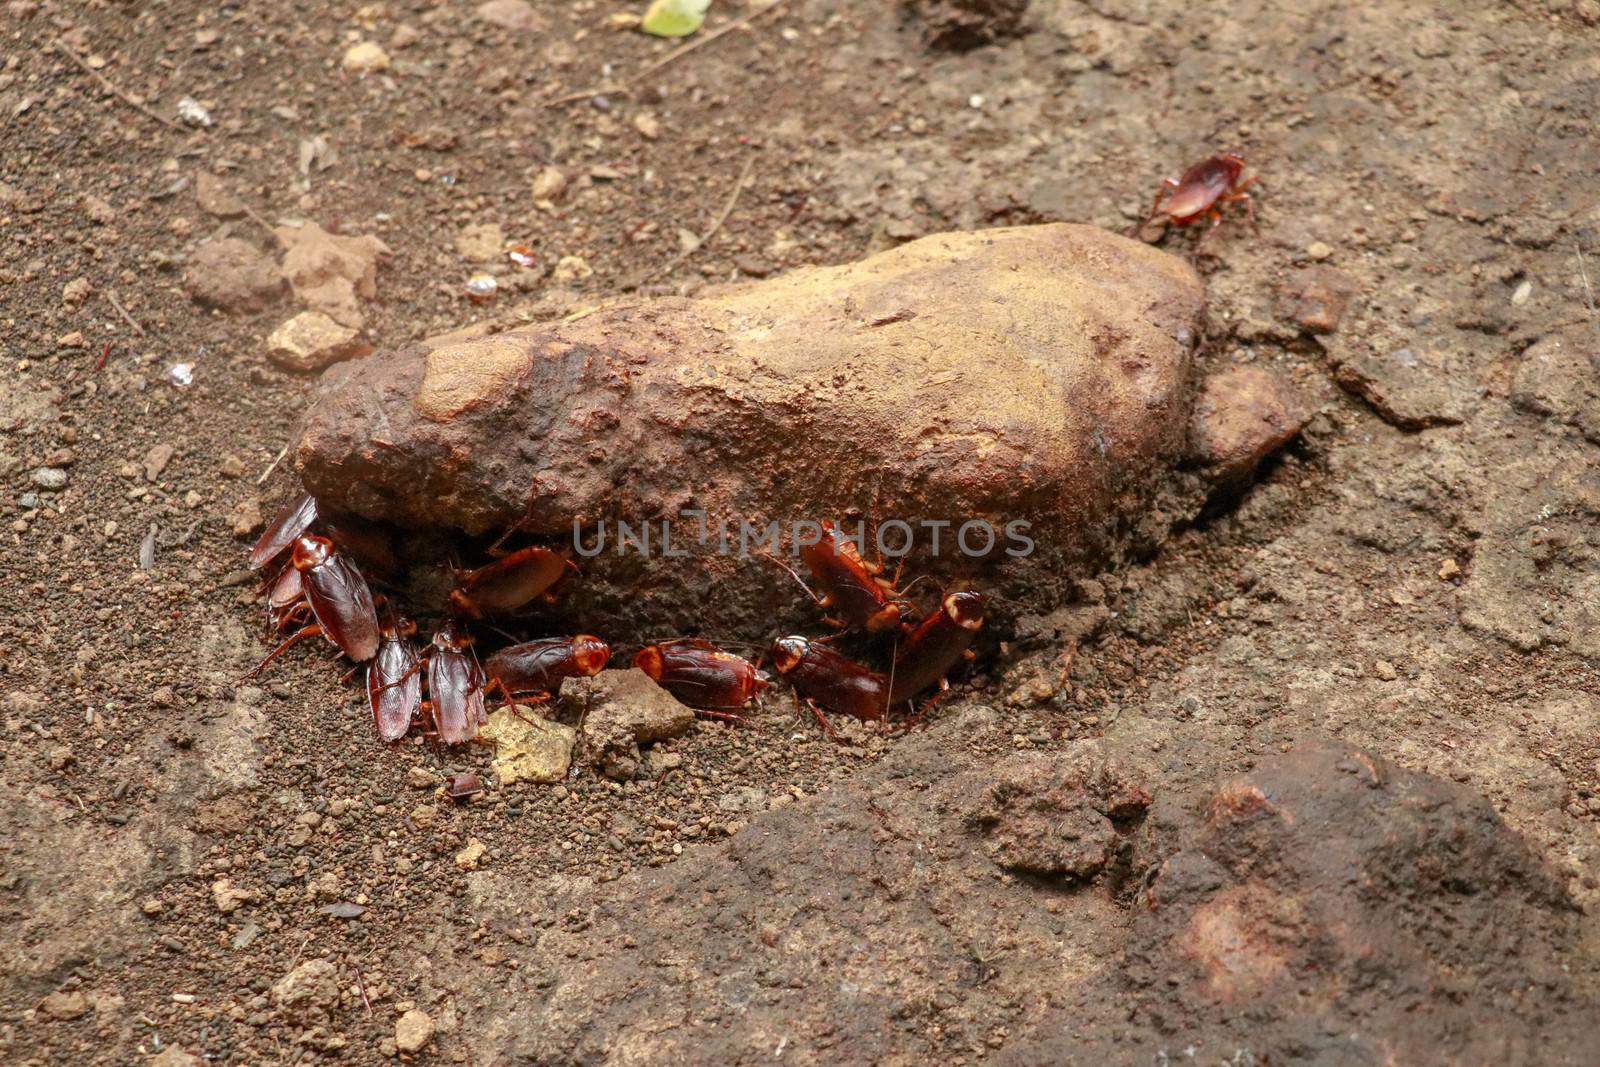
[56,41,186,133]
[105,291,146,337]
[624,156,756,289]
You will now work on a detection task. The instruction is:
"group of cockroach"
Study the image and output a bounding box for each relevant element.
[246,497,988,749]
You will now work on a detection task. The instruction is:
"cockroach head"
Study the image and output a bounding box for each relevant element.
[291,534,334,570]
[943,591,987,630]
[571,635,611,676]
[632,645,664,680]
[770,636,810,675]
[433,619,475,650]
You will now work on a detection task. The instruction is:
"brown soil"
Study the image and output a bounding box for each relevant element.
[3,0,1598,1064]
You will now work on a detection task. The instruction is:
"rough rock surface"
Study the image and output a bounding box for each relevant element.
[572,670,696,780]
[183,237,284,314]
[264,311,371,372]
[477,706,575,785]
[274,221,389,329]
[1188,364,1310,483]
[296,224,1206,637]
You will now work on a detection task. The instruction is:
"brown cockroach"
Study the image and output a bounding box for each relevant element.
[447,545,575,619]
[482,635,611,705]
[769,635,889,740]
[245,535,381,676]
[249,493,318,570]
[770,520,910,634]
[887,590,987,711]
[425,619,487,744]
[318,510,401,582]
[266,563,307,629]
[367,611,422,743]
[1132,152,1258,240]
[444,772,484,800]
[634,639,770,720]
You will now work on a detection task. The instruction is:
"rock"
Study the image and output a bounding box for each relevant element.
[633,112,661,140]
[476,0,544,31]
[275,222,389,330]
[1188,365,1310,483]
[1277,266,1357,334]
[530,166,568,202]
[573,670,696,780]
[455,837,486,870]
[295,224,1205,639]
[395,1008,436,1052]
[1511,326,1600,442]
[194,172,246,219]
[1328,325,1475,430]
[150,1049,202,1067]
[967,752,1150,880]
[229,495,264,538]
[1125,741,1581,1064]
[184,237,285,314]
[61,276,92,308]
[211,878,258,914]
[38,989,89,1019]
[31,467,67,491]
[341,41,390,74]
[271,959,339,1023]
[454,222,506,264]
[549,254,591,282]
[406,766,436,789]
[82,194,116,224]
[265,311,372,372]
[144,443,175,482]
[478,707,576,784]
[905,0,1029,50]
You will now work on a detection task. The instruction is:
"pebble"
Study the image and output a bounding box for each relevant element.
[144,442,176,482]
[455,837,487,870]
[394,1008,436,1052]
[406,766,436,789]
[265,311,371,372]
[61,276,93,308]
[194,172,246,219]
[38,990,89,1019]
[32,467,68,491]
[341,41,390,74]
[1438,558,1461,581]
[1373,660,1398,681]
[633,112,661,140]
[531,166,568,203]
[1305,240,1333,261]
[219,455,247,478]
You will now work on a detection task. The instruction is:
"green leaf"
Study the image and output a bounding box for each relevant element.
[641,0,711,38]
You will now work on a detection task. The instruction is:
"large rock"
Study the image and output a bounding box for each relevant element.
[294,224,1205,638]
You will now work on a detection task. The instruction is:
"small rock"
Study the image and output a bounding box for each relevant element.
[1373,660,1398,681]
[1278,266,1358,335]
[219,454,247,478]
[391,23,421,48]
[476,0,544,31]
[574,670,696,780]
[61,276,93,309]
[194,172,246,219]
[478,707,576,784]
[150,1048,202,1067]
[142,898,165,916]
[32,467,68,492]
[1330,337,1472,430]
[274,221,389,330]
[551,255,592,283]
[56,331,87,349]
[38,990,89,1019]
[531,166,568,203]
[341,41,390,74]
[455,222,507,264]
[184,237,285,314]
[144,443,176,482]
[633,112,661,140]
[455,837,487,870]
[230,496,264,538]
[265,311,372,372]
[47,746,73,771]
[270,959,339,1023]
[211,877,258,914]
[1304,240,1333,261]
[406,766,436,789]
[82,195,116,224]
[394,1008,436,1053]
[1438,558,1461,581]
[1189,365,1310,484]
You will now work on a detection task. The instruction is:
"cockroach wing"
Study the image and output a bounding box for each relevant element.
[303,555,380,662]
[368,638,421,742]
[430,650,486,744]
[249,494,318,570]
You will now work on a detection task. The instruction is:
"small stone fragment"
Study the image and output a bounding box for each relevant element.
[32,467,68,492]
[395,1008,436,1052]
[39,990,89,1019]
[265,311,372,372]
[1304,240,1333,261]
[1278,266,1358,334]
[211,878,258,914]
[194,172,246,219]
[455,222,507,263]
[150,1049,202,1067]
[479,707,576,785]
[271,959,339,1023]
[1373,659,1398,681]
[1438,558,1461,581]
[476,0,544,31]
[342,41,390,74]
[530,166,568,203]
[230,495,264,538]
[61,276,92,308]
[144,443,176,482]
[551,255,592,282]
[1189,365,1310,484]
[274,221,389,329]
[82,195,116,224]
[455,837,487,870]
[406,766,436,789]
[633,112,661,140]
[184,237,285,314]
[574,670,696,780]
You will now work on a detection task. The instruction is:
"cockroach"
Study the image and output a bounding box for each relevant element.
[266,564,306,629]
[634,639,770,720]
[367,611,422,742]
[318,510,401,581]
[482,635,611,705]
[444,772,484,800]
[888,590,987,711]
[426,619,487,744]
[1132,152,1258,240]
[769,635,888,740]
[245,535,380,676]
[770,521,910,634]
[447,545,575,619]
[249,493,318,570]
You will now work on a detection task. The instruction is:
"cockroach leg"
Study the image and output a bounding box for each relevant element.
[242,623,323,679]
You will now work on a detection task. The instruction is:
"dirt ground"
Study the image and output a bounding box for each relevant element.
[3,0,1600,1063]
